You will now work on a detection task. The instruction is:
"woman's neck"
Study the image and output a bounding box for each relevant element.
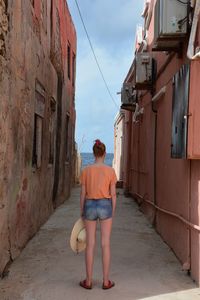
[94,156,105,164]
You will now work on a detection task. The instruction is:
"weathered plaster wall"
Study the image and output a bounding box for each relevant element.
[0,0,76,276]
[0,0,11,275]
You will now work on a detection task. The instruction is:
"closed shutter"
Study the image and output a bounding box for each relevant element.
[171,64,190,159]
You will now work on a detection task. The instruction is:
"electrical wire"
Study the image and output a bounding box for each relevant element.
[74,0,119,110]
[178,16,188,27]
[176,0,189,4]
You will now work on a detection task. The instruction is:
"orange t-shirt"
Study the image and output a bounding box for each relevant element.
[80,164,117,199]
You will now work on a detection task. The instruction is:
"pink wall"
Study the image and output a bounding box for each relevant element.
[121,0,200,284]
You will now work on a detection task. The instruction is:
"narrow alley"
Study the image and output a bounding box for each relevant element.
[1,0,200,298]
[0,187,199,300]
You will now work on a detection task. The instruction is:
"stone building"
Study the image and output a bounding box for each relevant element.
[118,0,200,284]
[0,0,76,276]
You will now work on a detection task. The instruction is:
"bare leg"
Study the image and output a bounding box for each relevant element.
[100,218,113,285]
[84,219,97,285]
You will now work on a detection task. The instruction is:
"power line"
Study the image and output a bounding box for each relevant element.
[74,0,119,110]
[176,0,189,4]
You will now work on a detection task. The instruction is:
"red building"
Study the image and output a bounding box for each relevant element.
[118,0,200,284]
[0,0,76,276]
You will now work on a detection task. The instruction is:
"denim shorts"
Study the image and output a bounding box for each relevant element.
[83,198,113,221]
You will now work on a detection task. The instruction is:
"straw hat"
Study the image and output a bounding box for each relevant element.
[70,218,86,253]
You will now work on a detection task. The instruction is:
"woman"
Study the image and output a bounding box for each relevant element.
[79,139,117,290]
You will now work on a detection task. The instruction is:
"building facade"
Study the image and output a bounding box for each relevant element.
[113,111,125,183]
[118,0,200,284]
[0,0,76,276]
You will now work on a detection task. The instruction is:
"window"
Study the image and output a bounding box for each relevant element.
[67,43,71,80]
[171,64,190,159]
[71,125,75,157]
[41,0,47,33]
[32,80,45,168]
[72,53,76,86]
[66,114,70,161]
[187,61,200,158]
[50,8,62,70]
[50,0,53,39]
[49,98,56,164]
[32,114,43,168]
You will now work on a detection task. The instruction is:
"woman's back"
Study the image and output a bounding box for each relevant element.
[80,164,117,199]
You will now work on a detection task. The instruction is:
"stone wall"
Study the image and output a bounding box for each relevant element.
[0,0,76,277]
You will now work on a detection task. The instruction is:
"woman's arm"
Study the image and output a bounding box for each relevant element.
[110,183,116,217]
[80,184,86,217]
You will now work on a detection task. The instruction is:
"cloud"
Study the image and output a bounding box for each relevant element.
[76,44,135,102]
[71,0,144,49]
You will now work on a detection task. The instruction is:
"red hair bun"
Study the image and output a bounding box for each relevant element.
[93,139,106,157]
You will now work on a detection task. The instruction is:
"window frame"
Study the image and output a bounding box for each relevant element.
[32,80,46,169]
[67,42,71,80]
[65,114,70,162]
[72,52,76,86]
[32,114,43,168]
[48,97,56,165]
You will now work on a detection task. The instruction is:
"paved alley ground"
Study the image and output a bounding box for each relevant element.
[0,187,200,300]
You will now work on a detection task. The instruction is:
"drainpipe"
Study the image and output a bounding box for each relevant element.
[125,111,132,196]
[133,103,144,123]
[141,39,148,52]
[185,159,192,272]
[151,100,158,226]
[137,39,148,53]
[187,0,200,60]
[145,0,154,31]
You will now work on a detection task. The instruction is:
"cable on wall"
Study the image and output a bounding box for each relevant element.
[176,0,189,5]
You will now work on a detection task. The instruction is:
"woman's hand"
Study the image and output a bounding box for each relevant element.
[110,183,116,217]
[80,185,86,219]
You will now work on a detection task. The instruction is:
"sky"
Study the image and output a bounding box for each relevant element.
[67,0,144,153]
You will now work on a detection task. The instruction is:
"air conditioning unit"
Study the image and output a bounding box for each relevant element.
[121,83,137,111]
[135,53,156,90]
[153,0,188,51]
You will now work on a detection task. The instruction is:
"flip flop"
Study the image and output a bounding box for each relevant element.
[79,279,92,289]
[102,280,115,290]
